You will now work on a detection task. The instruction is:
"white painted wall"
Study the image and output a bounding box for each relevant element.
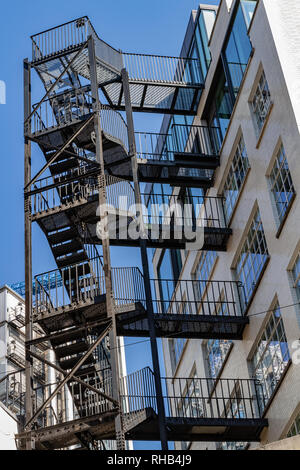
[0,404,18,450]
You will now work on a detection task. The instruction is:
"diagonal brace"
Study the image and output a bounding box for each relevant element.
[24,114,95,191]
[29,349,118,407]
[25,42,88,126]
[25,322,112,430]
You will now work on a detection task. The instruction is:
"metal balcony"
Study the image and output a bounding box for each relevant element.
[30,17,204,115]
[118,278,248,340]
[121,368,268,443]
[16,368,267,449]
[30,172,134,221]
[33,257,247,341]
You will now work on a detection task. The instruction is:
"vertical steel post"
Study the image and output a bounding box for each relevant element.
[121,68,169,450]
[88,37,125,450]
[24,58,33,450]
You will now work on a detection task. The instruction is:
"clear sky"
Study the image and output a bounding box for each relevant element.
[0,0,220,449]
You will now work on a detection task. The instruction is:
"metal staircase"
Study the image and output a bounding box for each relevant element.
[20,16,268,450]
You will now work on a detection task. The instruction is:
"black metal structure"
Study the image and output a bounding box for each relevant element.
[19,17,267,450]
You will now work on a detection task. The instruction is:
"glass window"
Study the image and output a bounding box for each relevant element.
[251,304,290,410]
[205,339,232,379]
[235,209,269,308]
[157,249,182,312]
[170,338,186,373]
[225,4,253,94]
[287,411,300,437]
[223,134,250,222]
[251,70,272,134]
[291,254,300,301]
[192,251,218,301]
[269,144,295,225]
[241,0,257,28]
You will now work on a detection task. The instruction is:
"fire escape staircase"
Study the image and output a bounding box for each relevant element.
[20,16,268,449]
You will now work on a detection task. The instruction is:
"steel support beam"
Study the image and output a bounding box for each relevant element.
[121,68,169,450]
[24,58,33,451]
[88,36,125,450]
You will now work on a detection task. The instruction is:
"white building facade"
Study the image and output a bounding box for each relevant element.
[152,0,300,450]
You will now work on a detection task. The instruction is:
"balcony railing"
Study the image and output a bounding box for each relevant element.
[122,53,203,86]
[172,124,222,156]
[135,125,221,162]
[142,192,227,231]
[31,172,134,217]
[28,88,128,150]
[153,279,245,316]
[227,62,248,91]
[34,258,145,316]
[31,17,90,61]
[0,370,25,416]
[120,368,267,424]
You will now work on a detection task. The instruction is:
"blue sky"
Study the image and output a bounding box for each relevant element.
[0,0,219,449]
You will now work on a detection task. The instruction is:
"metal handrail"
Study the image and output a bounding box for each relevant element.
[120,369,266,421]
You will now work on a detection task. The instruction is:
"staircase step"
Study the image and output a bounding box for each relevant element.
[59,354,95,371]
[50,158,79,175]
[52,240,82,258]
[56,251,88,269]
[54,340,89,359]
[51,328,90,347]
[48,227,79,245]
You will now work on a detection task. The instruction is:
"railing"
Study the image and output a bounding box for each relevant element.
[172,124,222,156]
[29,374,115,429]
[100,105,129,151]
[34,259,144,315]
[121,368,266,423]
[151,279,245,317]
[29,87,93,135]
[135,125,221,162]
[142,192,227,230]
[135,131,172,161]
[227,62,248,91]
[34,256,105,315]
[28,87,129,152]
[122,53,203,86]
[31,172,135,217]
[163,376,266,420]
[7,337,46,380]
[0,370,25,417]
[31,17,89,61]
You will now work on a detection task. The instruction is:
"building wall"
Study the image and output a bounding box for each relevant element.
[154,0,300,449]
[0,403,18,450]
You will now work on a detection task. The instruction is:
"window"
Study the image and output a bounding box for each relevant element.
[290,254,300,301]
[157,249,182,312]
[178,371,204,419]
[250,70,272,134]
[251,304,290,410]
[192,251,218,301]
[287,411,300,437]
[224,3,253,94]
[241,0,257,28]
[268,144,295,226]
[205,339,232,379]
[170,338,186,373]
[235,208,269,308]
[223,134,250,222]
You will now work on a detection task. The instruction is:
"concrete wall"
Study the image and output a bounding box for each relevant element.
[256,435,300,450]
